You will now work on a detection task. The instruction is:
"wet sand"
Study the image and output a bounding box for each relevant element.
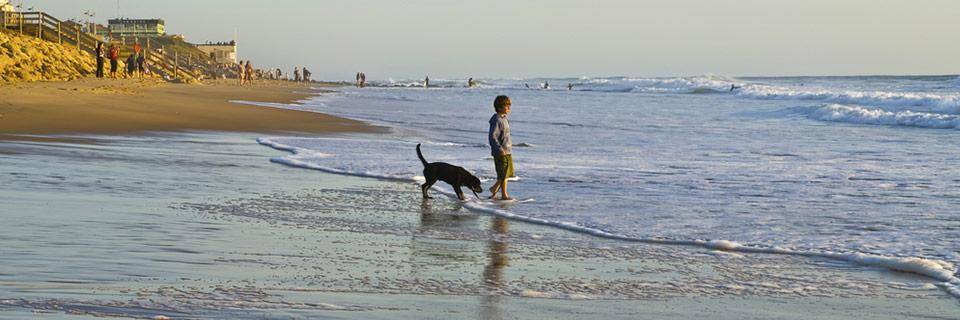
[0,78,377,139]
[0,132,956,319]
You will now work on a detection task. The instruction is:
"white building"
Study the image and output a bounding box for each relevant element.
[196,41,237,64]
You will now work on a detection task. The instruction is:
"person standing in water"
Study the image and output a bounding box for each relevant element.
[424,76,430,88]
[488,95,514,200]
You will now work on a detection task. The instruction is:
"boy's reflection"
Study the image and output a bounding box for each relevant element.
[480,217,509,319]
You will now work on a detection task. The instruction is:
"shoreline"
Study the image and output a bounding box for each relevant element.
[0,131,955,319]
[0,78,382,140]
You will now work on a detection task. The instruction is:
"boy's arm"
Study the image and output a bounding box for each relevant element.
[489,119,503,155]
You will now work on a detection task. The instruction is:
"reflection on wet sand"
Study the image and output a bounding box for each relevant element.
[417,199,477,230]
[407,199,481,277]
[480,217,509,320]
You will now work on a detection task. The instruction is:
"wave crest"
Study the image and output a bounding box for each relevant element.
[808,104,960,129]
[742,87,960,113]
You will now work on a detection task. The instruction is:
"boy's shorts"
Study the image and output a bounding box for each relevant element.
[494,153,514,180]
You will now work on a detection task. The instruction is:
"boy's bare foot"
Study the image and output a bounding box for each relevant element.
[488,186,497,194]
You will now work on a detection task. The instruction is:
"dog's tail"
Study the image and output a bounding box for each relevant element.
[416,143,428,167]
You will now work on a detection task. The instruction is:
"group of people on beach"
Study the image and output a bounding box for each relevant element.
[294,67,312,83]
[94,42,146,79]
[237,60,254,85]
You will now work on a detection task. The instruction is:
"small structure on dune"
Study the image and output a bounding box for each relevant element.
[196,41,237,64]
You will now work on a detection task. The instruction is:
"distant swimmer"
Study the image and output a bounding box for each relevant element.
[543,81,549,90]
[729,84,741,92]
[524,83,530,89]
[567,83,573,91]
[468,77,475,87]
[425,76,430,88]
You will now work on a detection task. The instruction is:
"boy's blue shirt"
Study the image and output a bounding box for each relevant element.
[488,113,512,156]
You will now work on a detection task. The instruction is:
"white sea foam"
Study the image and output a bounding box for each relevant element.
[739,86,960,113]
[579,75,736,94]
[256,138,413,182]
[809,104,960,129]
[569,75,960,112]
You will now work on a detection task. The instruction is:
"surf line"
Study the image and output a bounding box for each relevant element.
[257,137,960,300]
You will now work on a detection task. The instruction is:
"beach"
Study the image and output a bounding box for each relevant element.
[0,78,375,139]
[1,77,958,319]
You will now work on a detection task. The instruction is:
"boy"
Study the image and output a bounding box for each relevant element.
[488,95,513,200]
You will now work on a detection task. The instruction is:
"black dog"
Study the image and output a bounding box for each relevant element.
[417,143,483,200]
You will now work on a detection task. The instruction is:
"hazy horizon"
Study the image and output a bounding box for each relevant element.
[19,0,960,80]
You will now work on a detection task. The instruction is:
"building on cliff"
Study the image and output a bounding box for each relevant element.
[100,18,165,38]
[196,41,237,64]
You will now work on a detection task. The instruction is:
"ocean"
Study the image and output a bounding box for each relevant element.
[257,75,960,298]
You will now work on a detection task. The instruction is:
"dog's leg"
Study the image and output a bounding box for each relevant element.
[421,179,436,199]
[454,186,465,200]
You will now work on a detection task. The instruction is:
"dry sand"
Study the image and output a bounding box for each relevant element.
[0,78,378,139]
[0,31,95,82]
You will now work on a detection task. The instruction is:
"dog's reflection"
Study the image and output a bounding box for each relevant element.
[409,198,477,267]
[418,198,473,230]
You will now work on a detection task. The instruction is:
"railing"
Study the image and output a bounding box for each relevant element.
[1,11,217,82]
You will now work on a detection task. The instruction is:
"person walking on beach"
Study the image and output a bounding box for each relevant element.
[125,52,136,77]
[303,67,312,83]
[95,42,104,78]
[356,72,361,87]
[488,95,514,200]
[137,51,146,78]
[237,60,245,85]
[245,61,253,84]
[108,44,120,78]
[133,43,144,78]
[294,67,301,83]
[360,72,366,87]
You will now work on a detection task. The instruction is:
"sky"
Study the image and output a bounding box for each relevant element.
[18,0,960,80]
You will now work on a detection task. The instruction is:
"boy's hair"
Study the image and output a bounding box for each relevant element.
[494,95,510,112]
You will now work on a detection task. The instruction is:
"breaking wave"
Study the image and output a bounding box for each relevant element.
[740,86,960,113]
[809,104,960,129]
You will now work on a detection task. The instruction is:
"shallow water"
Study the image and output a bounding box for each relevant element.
[258,75,960,297]
[2,132,958,318]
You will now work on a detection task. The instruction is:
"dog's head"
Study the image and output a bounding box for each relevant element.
[466,174,483,198]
